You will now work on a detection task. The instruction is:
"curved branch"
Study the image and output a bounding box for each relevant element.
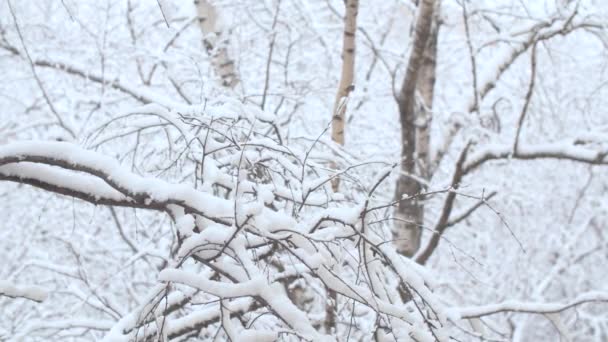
[0,163,155,210]
[0,141,232,225]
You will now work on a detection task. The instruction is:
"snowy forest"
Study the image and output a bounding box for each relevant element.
[1,0,607,341]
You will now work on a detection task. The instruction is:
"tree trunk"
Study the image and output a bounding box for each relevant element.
[326,0,359,333]
[330,0,358,192]
[393,0,437,257]
[194,0,238,88]
[415,20,438,181]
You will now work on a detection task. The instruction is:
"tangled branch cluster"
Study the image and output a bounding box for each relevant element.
[0,102,449,341]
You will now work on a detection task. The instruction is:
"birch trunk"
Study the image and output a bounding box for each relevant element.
[330,0,358,192]
[325,0,359,333]
[194,0,238,88]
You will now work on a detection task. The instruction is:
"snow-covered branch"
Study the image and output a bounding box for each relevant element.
[433,6,599,168]
[0,116,448,340]
[450,291,608,319]
[0,280,48,303]
[2,1,606,340]
[463,141,608,174]
[0,140,233,224]
[0,163,147,209]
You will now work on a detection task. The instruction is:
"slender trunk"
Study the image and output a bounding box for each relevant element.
[326,0,359,333]
[330,0,359,192]
[393,0,437,257]
[194,0,238,88]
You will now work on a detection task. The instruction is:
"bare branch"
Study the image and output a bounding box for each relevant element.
[416,142,471,265]
[513,42,537,153]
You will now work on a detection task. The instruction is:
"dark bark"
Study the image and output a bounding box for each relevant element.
[393,0,437,257]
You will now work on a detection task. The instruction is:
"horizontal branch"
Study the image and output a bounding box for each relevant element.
[0,280,48,302]
[21,319,114,334]
[450,291,608,319]
[463,142,608,174]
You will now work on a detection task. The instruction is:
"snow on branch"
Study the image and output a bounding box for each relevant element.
[4,99,605,340]
[159,269,326,341]
[473,4,597,111]
[450,291,608,319]
[1,112,451,340]
[7,94,602,341]
[0,280,48,302]
[3,103,606,340]
[1,1,607,341]
[433,6,600,169]
[0,140,234,224]
[16,319,114,338]
[3,43,275,124]
[0,163,142,209]
[463,141,608,174]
